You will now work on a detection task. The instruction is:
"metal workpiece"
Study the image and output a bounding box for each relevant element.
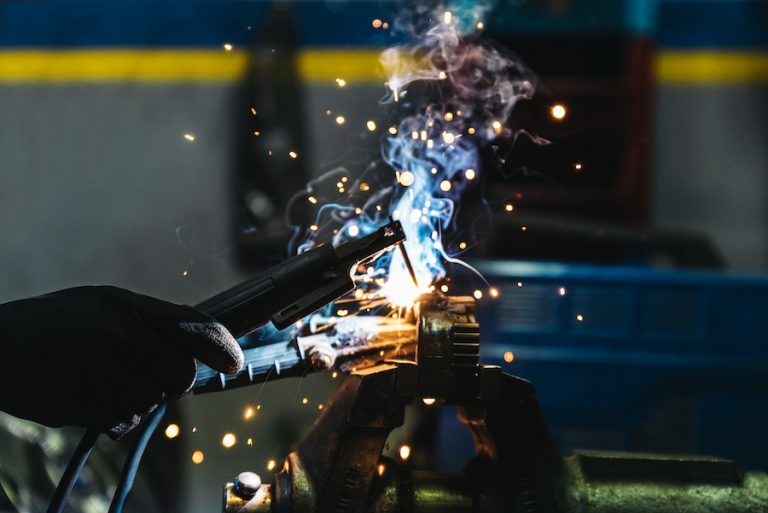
[224,296,768,513]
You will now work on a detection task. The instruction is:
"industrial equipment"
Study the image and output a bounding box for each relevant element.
[222,295,768,513]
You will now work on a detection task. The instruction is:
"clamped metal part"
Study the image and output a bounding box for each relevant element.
[224,295,768,513]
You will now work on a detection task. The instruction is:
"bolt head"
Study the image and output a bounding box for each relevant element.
[234,472,262,498]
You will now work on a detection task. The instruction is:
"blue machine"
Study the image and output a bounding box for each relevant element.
[449,260,768,470]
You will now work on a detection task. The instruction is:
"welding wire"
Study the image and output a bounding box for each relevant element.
[108,401,169,513]
[399,244,419,288]
[46,427,100,513]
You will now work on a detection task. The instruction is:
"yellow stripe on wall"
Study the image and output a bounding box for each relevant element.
[0,50,248,82]
[1,48,767,85]
[656,51,768,85]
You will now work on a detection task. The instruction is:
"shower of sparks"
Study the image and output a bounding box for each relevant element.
[222,433,237,448]
[183,133,195,142]
[550,104,567,120]
[164,424,180,439]
[192,451,204,464]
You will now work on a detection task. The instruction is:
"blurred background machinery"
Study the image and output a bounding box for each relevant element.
[0,1,767,513]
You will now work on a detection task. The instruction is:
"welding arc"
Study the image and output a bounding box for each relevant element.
[399,243,419,288]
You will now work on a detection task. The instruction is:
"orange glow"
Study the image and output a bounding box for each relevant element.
[191,451,204,464]
[503,351,514,363]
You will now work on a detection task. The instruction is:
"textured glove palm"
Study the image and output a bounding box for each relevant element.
[0,286,243,438]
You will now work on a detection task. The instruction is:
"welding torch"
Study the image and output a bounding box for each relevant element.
[48,220,408,513]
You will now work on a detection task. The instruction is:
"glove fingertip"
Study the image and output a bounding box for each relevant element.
[178,320,244,374]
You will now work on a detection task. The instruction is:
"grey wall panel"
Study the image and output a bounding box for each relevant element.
[653,86,768,270]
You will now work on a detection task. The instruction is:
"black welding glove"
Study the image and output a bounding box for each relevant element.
[0,286,243,439]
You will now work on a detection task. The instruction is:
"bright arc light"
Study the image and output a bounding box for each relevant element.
[222,433,237,448]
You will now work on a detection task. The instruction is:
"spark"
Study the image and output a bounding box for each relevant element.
[372,18,383,28]
[302,397,309,405]
[465,168,476,180]
[192,427,197,433]
[399,171,415,187]
[247,438,253,446]
[430,167,438,174]
[332,371,339,378]
[442,131,456,144]
[348,224,360,237]
[222,433,236,448]
[223,43,233,52]
[337,309,349,317]
[382,22,389,29]
[574,162,583,171]
[422,398,436,406]
[473,289,483,299]
[517,282,523,287]
[440,284,449,293]
[443,11,452,24]
[377,464,386,476]
[399,445,411,461]
[366,120,377,131]
[439,180,452,192]
[355,208,362,214]
[354,288,364,299]
[250,107,257,115]
[308,196,317,204]
[325,109,332,115]
[503,351,514,363]
[289,151,298,159]
[477,21,485,29]
[492,121,503,134]
[558,287,567,296]
[244,406,255,420]
[489,287,499,298]
[310,224,318,231]
[438,71,447,79]
[182,270,189,277]
[183,133,195,142]
[576,314,584,321]
[335,78,347,87]
[550,104,567,120]
[267,460,276,471]
[256,404,261,410]
[164,424,180,439]
[335,116,346,125]
[359,182,370,191]
[444,112,454,121]
[505,204,514,212]
[467,127,476,134]
[521,226,527,232]
[253,131,261,137]
[388,126,398,135]
[192,451,204,464]
[318,403,324,410]
[459,242,467,250]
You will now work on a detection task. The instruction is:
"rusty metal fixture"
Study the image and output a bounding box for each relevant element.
[224,296,768,513]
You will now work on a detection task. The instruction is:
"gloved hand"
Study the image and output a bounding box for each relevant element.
[0,286,243,438]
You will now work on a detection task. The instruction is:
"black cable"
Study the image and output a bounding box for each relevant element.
[107,400,169,513]
[46,427,100,513]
